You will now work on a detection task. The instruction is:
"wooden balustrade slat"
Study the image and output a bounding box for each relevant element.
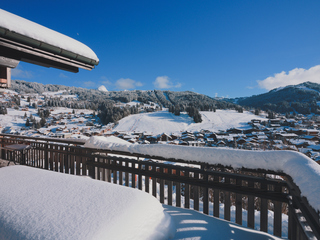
[64,151,69,174]
[202,168,209,215]
[247,181,255,229]
[76,149,81,176]
[70,148,75,175]
[224,177,231,221]
[176,169,181,207]
[152,165,157,198]
[214,175,220,218]
[168,167,173,206]
[119,160,123,186]
[236,178,242,225]
[132,167,136,189]
[184,171,189,209]
[273,185,282,237]
[138,162,142,190]
[145,163,149,193]
[59,147,64,173]
[107,159,111,182]
[54,146,58,172]
[125,161,129,186]
[194,172,199,211]
[113,161,117,184]
[49,147,53,171]
[97,157,101,180]
[82,149,87,176]
[160,167,165,204]
[260,182,268,233]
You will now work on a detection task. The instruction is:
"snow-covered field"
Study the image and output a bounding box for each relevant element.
[114,109,266,134]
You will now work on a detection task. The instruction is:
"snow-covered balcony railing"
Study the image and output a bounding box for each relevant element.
[1,134,320,240]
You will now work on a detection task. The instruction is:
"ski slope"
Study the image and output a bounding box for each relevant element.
[113,109,266,134]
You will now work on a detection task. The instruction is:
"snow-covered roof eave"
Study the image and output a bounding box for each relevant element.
[0,9,99,72]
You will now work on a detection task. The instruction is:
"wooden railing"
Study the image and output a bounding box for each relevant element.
[0,134,319,239]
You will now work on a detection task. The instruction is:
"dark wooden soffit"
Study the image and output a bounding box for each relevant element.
[0,36,96,73]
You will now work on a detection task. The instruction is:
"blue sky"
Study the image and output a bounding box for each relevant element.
[2,1,320,98]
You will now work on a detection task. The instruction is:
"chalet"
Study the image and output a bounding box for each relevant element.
[158,133,172,142]
[217,140,226,147]
[146,135,158,144]
[284,119,297,127]
[181,135,195,142]
[303,129,319,136]
[187,141,206,147]
[307,145,320,152]
[226,128,242,134]
[276,133,297,141]
[178,141,188,146]
[206,138,216,146]
[53,133,72,139]
[204,132,217,140]
[236,138,247,145]
[251,119,261,124]
[141,140,150,144]
[127,138,138,144]
[289,139,311,148]
[272,139,283,145]
[169,134,179,140]
[268,119,282,128]
[181,131,193,136]
[301,135,319,142]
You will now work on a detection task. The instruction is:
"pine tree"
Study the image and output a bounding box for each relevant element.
[26,118,30,127]
[40,117,46,127]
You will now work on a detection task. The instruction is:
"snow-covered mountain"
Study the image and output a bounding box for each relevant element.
[98,85,108,92]
[235,81,320,114]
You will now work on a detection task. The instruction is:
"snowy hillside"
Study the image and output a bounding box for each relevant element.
[113,109,266,134]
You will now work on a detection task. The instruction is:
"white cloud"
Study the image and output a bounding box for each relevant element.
[11,66,33,79]
[115,78,143,90]
[82,81,96,88]
[257,65,320,90]
[153,76,181,89]
[59,73,69,78]
[100,76,112,85]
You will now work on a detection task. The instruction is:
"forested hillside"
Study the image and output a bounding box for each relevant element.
[10,80,240,124]
[11,80,236,109]
[236,82,320,114]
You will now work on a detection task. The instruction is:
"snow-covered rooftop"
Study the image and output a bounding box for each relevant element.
[0,8,98,62]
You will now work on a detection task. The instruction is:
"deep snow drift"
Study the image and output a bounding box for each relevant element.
[0,166,175,240]
[85,136,320,212]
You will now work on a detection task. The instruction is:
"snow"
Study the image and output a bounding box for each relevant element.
[0,166,175,240]
[98,85,108,92]
[114,109,266,134]
[164,205,282,240]
[42,90,78,99]
[85,136,320,212]
[0,8,98,62]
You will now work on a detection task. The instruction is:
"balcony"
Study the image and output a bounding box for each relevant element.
[0,133,319,239]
